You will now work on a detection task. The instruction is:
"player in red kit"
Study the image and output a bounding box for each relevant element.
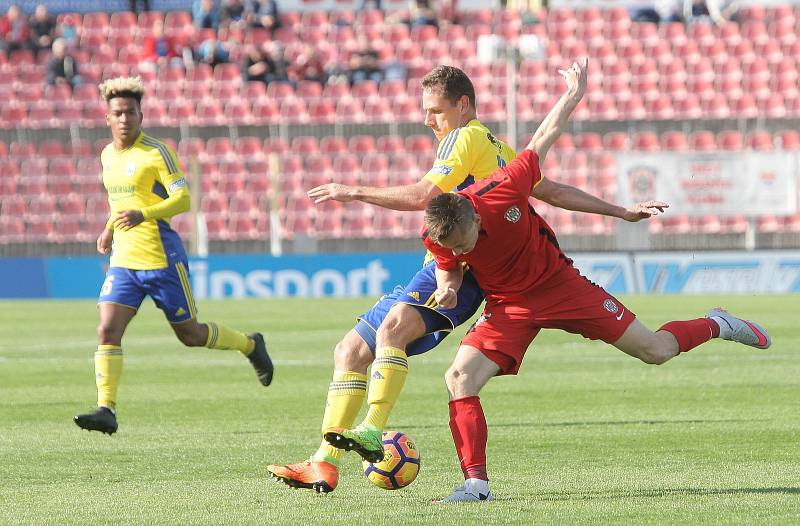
[422,142,772,503]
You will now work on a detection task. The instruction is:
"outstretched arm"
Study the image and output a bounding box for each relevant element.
[532,178,668,222]
[525,57,588,162]
[307,178,441,211]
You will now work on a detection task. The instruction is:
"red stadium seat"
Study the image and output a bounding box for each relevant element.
[264,137,289,154]
[252,98,280,124]
[689,131,717,151]
[603,132,629,151]
[746,131,773,150]
[718,130,743,150]
[206,137,234,158]
[320,136,348,154]
[279,98,309,124]
[235,137,265,157]
[405,134,434,154]
[307,99,337,124]
[632,132,660,151]
[349,135,376,154]
[291,136,319,154]
[661,131,689,151]
[10,141,36,158]
[776,130,800,150]
[376,135,405,154]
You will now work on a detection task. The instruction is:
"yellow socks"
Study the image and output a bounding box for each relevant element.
[95,345,123,410]
[313,371,367,465]
[205,322,254,354]
[363,346,408,431]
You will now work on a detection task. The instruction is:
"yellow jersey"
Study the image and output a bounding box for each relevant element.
[423,119,516,193]
[101,132,191,270]
[421,119,516,264]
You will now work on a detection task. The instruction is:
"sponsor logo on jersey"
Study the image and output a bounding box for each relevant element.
[175,307,186,317]
[125,161,137,177]
[168,178,187,192]
[603,298,619,314]
[504,206,521,223]
[407,291,420,301]
[429,164,453,176]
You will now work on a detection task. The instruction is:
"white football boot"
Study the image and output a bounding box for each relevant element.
[707,308,771,349]
[436,478,494,503]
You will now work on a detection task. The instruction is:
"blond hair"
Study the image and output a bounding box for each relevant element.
[99,76,145,104]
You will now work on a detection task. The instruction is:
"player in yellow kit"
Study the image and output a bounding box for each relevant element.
[73,77,273,435]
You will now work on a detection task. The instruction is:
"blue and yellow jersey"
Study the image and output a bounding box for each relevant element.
[423,119,516,193]
[101,132,190,270]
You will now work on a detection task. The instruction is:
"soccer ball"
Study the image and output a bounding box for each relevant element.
[362,430,421,490]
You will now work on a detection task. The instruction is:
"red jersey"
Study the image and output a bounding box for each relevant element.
[423,149,573,300]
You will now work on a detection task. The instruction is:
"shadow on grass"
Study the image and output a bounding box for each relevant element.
[518,487,800,502]
[403,418,762,430]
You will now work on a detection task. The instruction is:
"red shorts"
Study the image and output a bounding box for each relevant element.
[460,266,636,375]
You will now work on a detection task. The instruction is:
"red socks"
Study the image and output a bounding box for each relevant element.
[449,396,488,481]
[659,318,720,353]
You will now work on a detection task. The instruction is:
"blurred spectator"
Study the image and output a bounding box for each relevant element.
[46,37,81,87]
[360,0,382,9]
[55,13,79,48]
[242,41,287,85]
[221,0,254,28]
[386,0,438,29]
[0,4,30,53]
[196,33,229,67]
[28,4,55,52]
[348,34,383,85]
[631,0,683,23]
[129,0,150,13]
[289,43,328,85]
[684,0,739,25]
[252,0,280,34]
[142,19,181,68]
[193,0,220,30]
[409,0,438,28]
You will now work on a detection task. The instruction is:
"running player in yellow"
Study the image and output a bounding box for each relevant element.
[267,60,587,492]
[73,77,273,435]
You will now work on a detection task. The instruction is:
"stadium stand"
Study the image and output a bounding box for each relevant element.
[1,3,799,252]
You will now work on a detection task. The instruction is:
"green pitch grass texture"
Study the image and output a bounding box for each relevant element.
[1,295,797,525]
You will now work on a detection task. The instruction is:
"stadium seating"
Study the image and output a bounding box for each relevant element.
[1,6,799,126]
[3,127,798,244]
[2,5,800,247]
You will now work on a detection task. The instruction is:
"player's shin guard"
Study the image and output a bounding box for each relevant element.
[95,345,123,410]
[449,396,488,481]
[205,322,255,354]
[363,346,408,431]
[314,371,367,465]
[658,318,720,353]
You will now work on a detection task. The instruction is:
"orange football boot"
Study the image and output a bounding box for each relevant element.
[267,459,339,493]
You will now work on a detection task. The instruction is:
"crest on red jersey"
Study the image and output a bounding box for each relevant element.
[504,206,521,223]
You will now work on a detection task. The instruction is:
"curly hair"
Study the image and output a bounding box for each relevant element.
[425,193,475,243]
[99,76,145,104]
[421,65,476,109]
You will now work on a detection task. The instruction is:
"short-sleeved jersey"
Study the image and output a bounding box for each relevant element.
[101,132,189,270]
[423,149,573,300]
[423,119,516,193]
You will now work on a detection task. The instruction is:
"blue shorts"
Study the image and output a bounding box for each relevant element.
[98,262,197,323]
[355,261,484,356]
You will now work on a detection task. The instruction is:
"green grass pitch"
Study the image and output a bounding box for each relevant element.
[1,295,798,525]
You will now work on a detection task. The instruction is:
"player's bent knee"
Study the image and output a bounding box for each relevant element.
[334,335,373,371]
[97,324,122,345]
